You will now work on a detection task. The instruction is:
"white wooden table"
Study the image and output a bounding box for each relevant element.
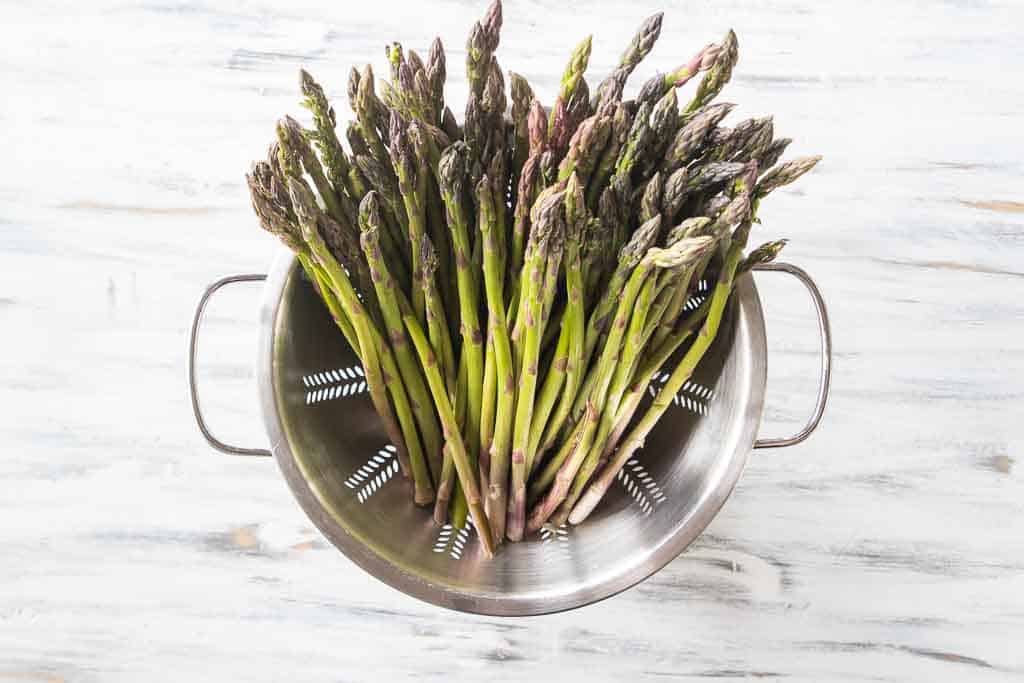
[2,1,1022,680]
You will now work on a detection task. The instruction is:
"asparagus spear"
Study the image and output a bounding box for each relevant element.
[475,174,517,543]
[756,136,790,172]
[551,215,662,447]
[592,12,664,108]
[651,193,751,350]
[401,307,496,557]
[299,69,360,209]
[510,100,547,278]
[437,143,486,506]
[290,179,434,505]
[507,190,565,541]
[509,71,536,196]
[684,29,739,114]
[419,235,457,399]
[585,102,631,210]
[569,220,752,525]
[634,42,721,111]
[550,236,715,525]
[528,226,684,529]
[662,102,735,173]
[356,192,446,490]
[549,36,593,146]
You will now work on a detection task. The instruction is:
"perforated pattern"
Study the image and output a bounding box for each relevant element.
[303,365,367,404]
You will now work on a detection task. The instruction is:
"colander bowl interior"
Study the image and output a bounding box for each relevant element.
[258,253,766,615]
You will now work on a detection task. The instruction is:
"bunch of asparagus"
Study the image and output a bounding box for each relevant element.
[247,0,820,557]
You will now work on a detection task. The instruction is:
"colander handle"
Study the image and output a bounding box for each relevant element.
[752,262,832,449]
[188,273,272,457]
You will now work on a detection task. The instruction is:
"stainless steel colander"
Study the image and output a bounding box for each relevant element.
[188,249,830,616]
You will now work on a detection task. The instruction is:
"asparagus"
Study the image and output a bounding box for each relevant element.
[245,9,824,551]
[437,143,486,511]
[507,190,565,541]
[549,36,593,151]
[401,306,496,557]
[550,215,662,449]
[477,174,516,544]
[662,102,735,173]
[357,192,446,491]
[569,220,752,525]
[509,72,536,194]
[419,235,457,398]
[550,236,715,525]
[685,29,739,114]
[299,69,359,209]
[290,179,434,505]
[635,42,722,109]
[593,12,663,108]
[528,227,685,529]
[758,137,793,173]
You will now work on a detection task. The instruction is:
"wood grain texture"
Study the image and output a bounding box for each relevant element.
[1,0,1022,680]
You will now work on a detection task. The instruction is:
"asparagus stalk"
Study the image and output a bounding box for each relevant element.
[356,192,445,491]
[419,235,457,399]
[550,237,715,524]
[290,179,434,505]
[507,190,565,541]
[433,146,485,524]
[684,29,739,114]
[635,41,722,109]
[549,36,593,144]
[549,216,662,449]
[527,231,671,530]
[528,174,587,467]
[400,307,496,557]
[389,114,430,325]
[569,220,752,525]
[592,12,664,108]
[477,175,517,543]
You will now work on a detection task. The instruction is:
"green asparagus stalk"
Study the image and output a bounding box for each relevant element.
[636,41,722,109]
[509,71,536,196]
[569,219,752,525]
[507,190,565,541]
[510,100,547,278]
[299,69,359,210]
[477,174,516,544]
[599,294,714,466]
[426,38,447,124]
[584,103,630,210]
[528,173,585,451]
[479,330,497,489]
[550,215,661,449]
[438,143,486,484]
[550,236,715,525]
[549,36,593,139]
[651,194,750,350]
[419,235,456,399]
[356,192,445,490]
[527,230,675,529]
[662,102,735,173]
[355,65,392,167]
[557,113,612,185]
[684,29,739,114]
[290,179,434,505]
[388,114,430,326]
[592,12,663,108]
[758,138,793,173]
[400,307,496,557]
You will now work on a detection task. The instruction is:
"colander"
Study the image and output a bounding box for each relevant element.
[188,249,830,616]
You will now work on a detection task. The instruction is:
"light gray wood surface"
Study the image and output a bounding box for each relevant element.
[2,1,1022,680]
